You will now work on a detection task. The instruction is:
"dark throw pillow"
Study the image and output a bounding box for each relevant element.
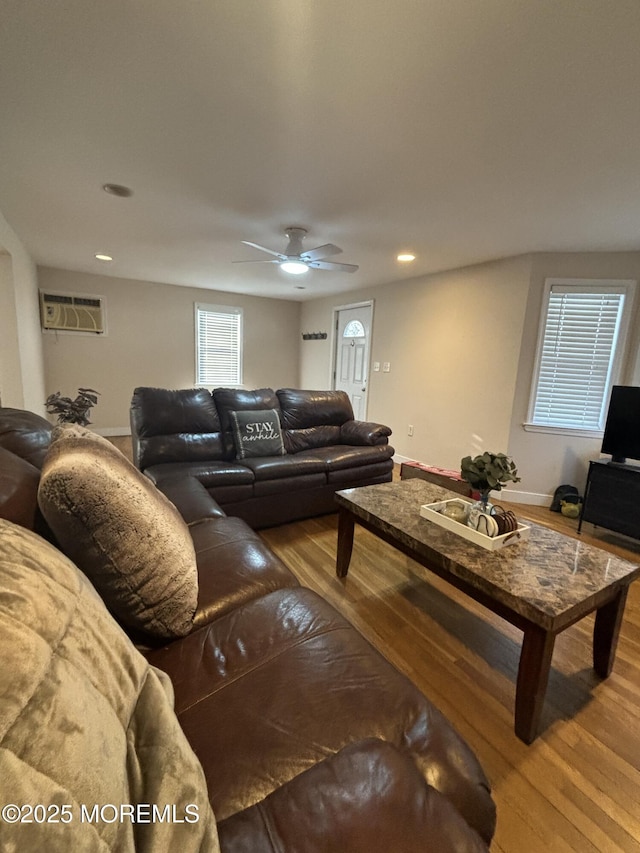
[230,409,285,459]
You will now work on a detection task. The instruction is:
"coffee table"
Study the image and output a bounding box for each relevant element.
[335,479,640,743]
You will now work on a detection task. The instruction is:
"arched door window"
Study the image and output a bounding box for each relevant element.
[343,319,365,338]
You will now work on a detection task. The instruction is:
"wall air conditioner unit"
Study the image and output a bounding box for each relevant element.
[40,292,105,334]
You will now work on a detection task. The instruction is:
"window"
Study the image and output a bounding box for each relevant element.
[195,304,243,386]
[526,279,635,436]
[343,319,365,337]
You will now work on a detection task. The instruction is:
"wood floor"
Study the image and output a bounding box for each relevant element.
[260,494,640,852]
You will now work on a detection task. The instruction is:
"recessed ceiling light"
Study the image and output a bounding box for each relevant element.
[95,253,113,262]
[280,260,309,275]
[102,183,133,198]
[397,253,416,262]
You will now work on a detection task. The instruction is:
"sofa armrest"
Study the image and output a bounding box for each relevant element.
[157,475,225,524]
[216,739,489,853]
[340,420,391,446]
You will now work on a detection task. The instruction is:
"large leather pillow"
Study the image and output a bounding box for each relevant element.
[0,519,218,852]
[0,446,40,529]
[38,425,198,640]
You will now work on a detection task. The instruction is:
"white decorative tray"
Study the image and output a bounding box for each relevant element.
[420,498,530,551]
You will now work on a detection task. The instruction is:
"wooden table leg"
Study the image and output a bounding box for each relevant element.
[515,624,555,744]
[593,586,628,677]
[336,508,355,578]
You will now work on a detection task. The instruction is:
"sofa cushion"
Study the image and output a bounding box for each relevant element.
[144,459,255,488]
[0,407,53,469]
[0,519,218,852]
[38,425,198,640]
[306,443,395,471]
[157,475,227,524]
[230,409,285,459]
[277,390,358,453]
[189,516,299,627]
[147,586,496,843]
[284,424,342,453]
[132,386,220,437]
[217,739,490,853]
[130,387,225,469]
[240,451,328,480]
[277,388,354,429]
[0,446,40,529]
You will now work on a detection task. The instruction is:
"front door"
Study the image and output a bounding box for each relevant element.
[334,303,373,420]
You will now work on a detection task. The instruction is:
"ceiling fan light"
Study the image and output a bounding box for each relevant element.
[280,260,309,275]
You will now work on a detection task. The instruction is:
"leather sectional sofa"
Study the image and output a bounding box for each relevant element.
[0,405,496,851]
[130,386,395,528]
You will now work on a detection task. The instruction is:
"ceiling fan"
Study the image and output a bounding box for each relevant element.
[233,227,359,275]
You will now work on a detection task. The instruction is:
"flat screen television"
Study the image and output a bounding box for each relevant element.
[601,385,640,464]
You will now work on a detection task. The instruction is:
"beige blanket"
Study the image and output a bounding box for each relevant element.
[0,519,219,852]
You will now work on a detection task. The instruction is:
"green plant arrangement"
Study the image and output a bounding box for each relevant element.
[460,451,521,508]
[45,388,100,426]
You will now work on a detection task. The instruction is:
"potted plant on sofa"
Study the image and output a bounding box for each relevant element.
[45,388,100,426]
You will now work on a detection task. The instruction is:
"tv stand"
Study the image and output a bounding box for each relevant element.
[578,460,640,540]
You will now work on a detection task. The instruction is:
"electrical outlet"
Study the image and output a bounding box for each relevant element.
[382,362,391,373]
[373,361,380,372]
[408,424,414,436]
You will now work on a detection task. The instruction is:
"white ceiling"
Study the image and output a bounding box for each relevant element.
[1,0,640,301]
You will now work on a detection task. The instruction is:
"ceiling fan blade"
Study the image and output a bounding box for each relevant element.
[300,243,342,262]
[241,240,285,259]
[232,259,279,264]
[308,260,359,273]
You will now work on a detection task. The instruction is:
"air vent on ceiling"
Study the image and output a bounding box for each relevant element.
[40,292,105,334]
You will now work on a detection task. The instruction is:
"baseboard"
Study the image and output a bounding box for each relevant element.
[394,453,415,466]
[499,488,552,507]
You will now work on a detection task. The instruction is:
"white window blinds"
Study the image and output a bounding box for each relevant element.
[195,304,243,385]
[529,282,630,431]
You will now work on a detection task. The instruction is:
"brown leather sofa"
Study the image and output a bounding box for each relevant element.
[0,406,496,851]
[130,386,395,528]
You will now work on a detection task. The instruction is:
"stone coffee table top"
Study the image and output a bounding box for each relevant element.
[335,478,640,632]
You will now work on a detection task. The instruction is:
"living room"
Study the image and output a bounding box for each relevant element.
[28,249,640,505]
[3,4,640,504]
[2,3,640,851]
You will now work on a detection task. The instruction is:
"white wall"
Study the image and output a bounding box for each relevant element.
[301,254,531,474]
[0,209,45,411]
[39,268,301,431]
[507,252,640,500]
[302,250,640,504]
[0,253,22,407]
[12,243,640,505]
